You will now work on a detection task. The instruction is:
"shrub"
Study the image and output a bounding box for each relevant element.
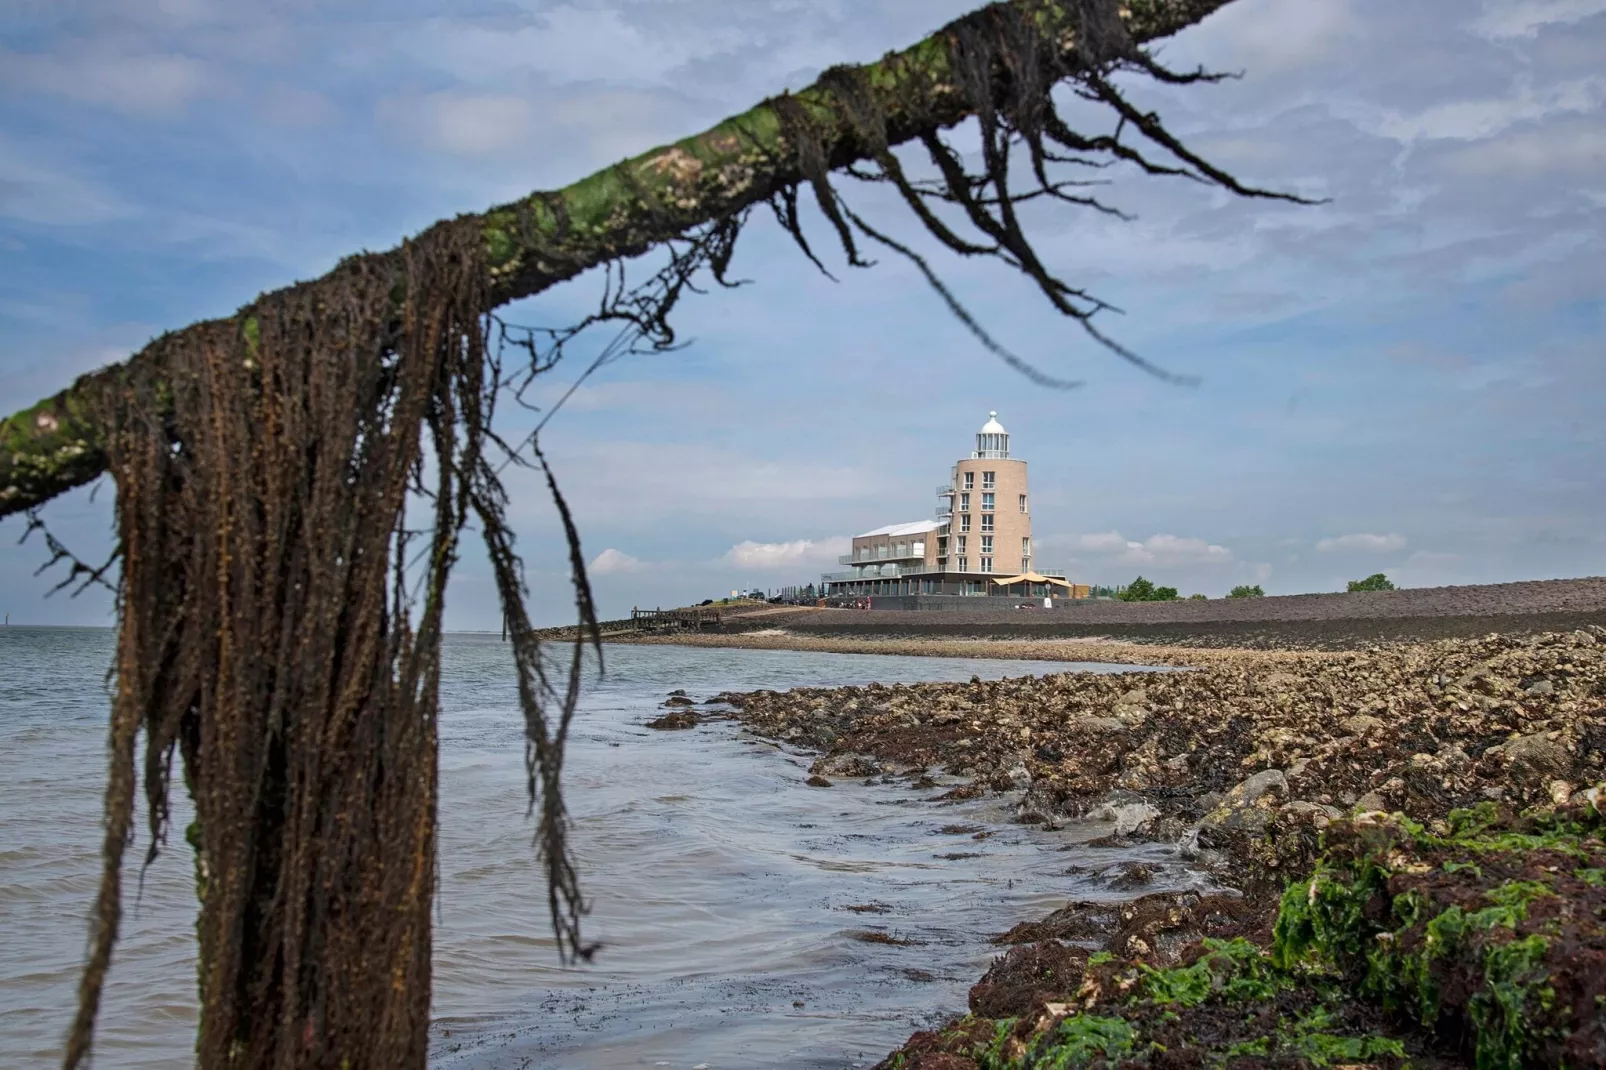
[1346,573,1395,593]
[1189,593,1207,600]
[1227,584,1264,599]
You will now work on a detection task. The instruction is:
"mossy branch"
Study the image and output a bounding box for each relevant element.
[0,0,1234,519]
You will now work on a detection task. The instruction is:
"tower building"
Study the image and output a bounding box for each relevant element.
[821,412,1069,598]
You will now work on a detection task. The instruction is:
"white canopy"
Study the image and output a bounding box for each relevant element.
[855,519,942,538]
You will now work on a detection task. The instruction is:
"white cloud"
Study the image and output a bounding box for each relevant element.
[392,91,537,157]
[1470,0,1606,39]
[0,47,208,117]
[1044,531,1232,565]
[0,135,131,226]
[589,547,645,575]
[1316,532,1409,553]
[721,537,850,571]
[1365,77,1606,144]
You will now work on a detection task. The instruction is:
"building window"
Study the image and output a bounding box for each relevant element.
[982,471,995,489]
[957,535,967,554]
[1022,537,1031,556]
[1019,494,1028,513]
[980,535,993,554]
[960,492,970,511]
[963,472,974,490]
[959,514,970,532]
[981,513,994,532]
[913,540,925,557]
[981,492,994,512]
[957,556,968,571]
[1021,557,1031,571]
[980,556,993,573]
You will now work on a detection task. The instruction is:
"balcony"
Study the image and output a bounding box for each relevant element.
[935,485,954,498]
[839,548,926,565]
[821,563,932,582]
[934,506,952,520]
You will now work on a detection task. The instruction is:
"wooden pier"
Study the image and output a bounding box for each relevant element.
[630,606,724,633]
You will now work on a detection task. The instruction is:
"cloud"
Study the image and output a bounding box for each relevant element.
[0,47,208,117]
[588,547,645,575]
[384,91,538,157]
[1316,533,1409,553]
[721,537,850,571]
[0,135,131,226]
[1366,77,1606,144]
[1044,532,1232,566]
[1469,0,1606,39]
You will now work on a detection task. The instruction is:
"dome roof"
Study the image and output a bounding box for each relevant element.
[979,410,1006,435]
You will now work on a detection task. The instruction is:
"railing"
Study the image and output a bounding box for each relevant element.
[630,607,723,632]
[934,506,952,520]
[935,485,954,497]
[821,564,932,582]
[838,550,926,565]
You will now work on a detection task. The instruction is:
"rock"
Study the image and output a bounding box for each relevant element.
[1340,714,1385,736]
[646,710,698,730]
[1524,678,1555,696]
[1354,790,1389,813]
[806,775,833,788]
[1487,732,1570,778]
[1283,800,1342,827]
[1224,769,1288,808]
[1107,861,1156,890]
[662,695,696,707]
[1066,714,1125,733]
[1111,702,1149,728]
[1200,770,1289,833]
[813,753,881,778]
[1087,790,1160,836]
[968,941,1090,1019]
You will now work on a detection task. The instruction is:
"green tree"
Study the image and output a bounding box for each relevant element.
[1228,584,1265,598]
[1119,576,1179,602]
[1347,573,1396,593]
[1189,592,1207,600]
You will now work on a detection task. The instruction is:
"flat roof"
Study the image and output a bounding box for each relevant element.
[855,519,943,538]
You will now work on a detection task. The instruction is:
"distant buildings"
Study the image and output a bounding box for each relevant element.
[821,412,1076,598]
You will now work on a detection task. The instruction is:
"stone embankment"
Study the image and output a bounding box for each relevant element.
[714,577,1606,650]
[709,627,1606,1068]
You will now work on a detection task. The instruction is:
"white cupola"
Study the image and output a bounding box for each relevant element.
[975,410,1009,458]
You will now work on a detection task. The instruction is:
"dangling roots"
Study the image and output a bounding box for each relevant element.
[769,0,1316,387]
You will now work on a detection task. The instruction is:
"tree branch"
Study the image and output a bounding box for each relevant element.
[0,0,1234,519]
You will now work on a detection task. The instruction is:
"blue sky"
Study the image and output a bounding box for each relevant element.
[2,0,1602,628]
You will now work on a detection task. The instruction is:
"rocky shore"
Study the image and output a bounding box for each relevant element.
[698,627,1606,1068]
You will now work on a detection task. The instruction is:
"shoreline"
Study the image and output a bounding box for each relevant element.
[612,630,1330,670]
[678,626,1606,1068]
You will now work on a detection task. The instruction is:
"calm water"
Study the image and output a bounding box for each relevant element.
[0,627,1188,1069]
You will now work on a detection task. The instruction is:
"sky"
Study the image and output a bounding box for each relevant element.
[1,0,1602,628]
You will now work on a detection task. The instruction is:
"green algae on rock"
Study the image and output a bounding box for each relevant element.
[1274,788,1606,1070]
[884,933,1425,1069]
[877,791,1606,1068]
